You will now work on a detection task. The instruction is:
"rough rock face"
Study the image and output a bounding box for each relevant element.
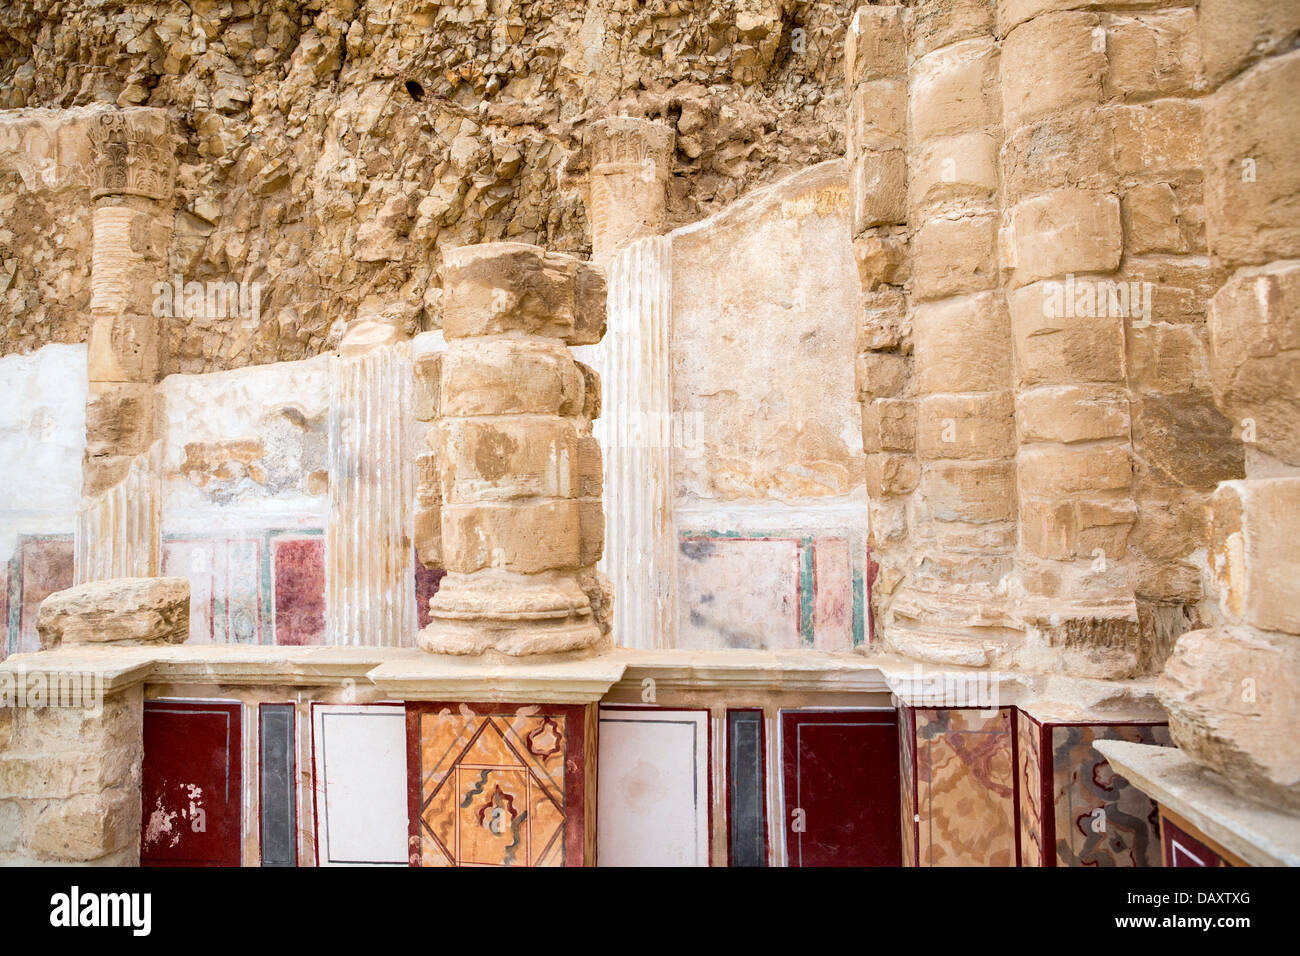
[0,0,853,372]
[1158,627,1300,811]
[36,576,190,646]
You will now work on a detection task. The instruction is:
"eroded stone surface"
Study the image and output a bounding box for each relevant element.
[36,577,189,647]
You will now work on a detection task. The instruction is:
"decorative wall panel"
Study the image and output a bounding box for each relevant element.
[1016,709,1044,867]
[914,707,1016,867]
[141,700,242,867]
[311,703,408,866]
[259,703,297,867]
[781,709,901,867]
[1159,809,1243,867]
[898,705,917,867]
[4,533,73,657]
[727,709,768,867]
[1049,722,1172,867]
[408,702,593,867]
[596,706,710,867]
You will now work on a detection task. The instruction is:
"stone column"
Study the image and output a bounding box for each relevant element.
[76,108,174,582]
[1158,0,1300,811]
[584,117,674,266]
[418,243,610,656]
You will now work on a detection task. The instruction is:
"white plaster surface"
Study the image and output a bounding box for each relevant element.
[310,703,408,866]
[597,707,710,866]
[0,343,86,561]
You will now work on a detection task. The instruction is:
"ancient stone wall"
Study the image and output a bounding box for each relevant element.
[0,0,859,373]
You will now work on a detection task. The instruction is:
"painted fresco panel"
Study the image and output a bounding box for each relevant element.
[1017,709,1045,867]
[312,703,408,866]
[272,537,325,645]
[15,535,73,655]
[677,536,802,649]
[598,707,710,867]
[781,709,901,867]
[1050,723,1172,867]
[914,707,1016,866]
[727,709,768,867]
[141,700,242,867]
[409,702,589,867]
[259,703,298,866]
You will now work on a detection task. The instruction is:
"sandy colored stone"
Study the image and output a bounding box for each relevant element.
[1017,385,1130,444]
[1197,0,1300,87]
[912,212,997,301]
[855,350,908,400]
[846,4,906,88]
[36,577,189,648]
[1207,262,1300,466]
[851,149,906,231]
[1001,13,1104,131]
[1007,190,1122,287]
[439,340,584,418]
[909,38,1000,143]
[1209,479,1300,634]
[1018,444,1132,496]
[1159,626,1300,810]
[917,393,1015,460]
[913,292,1010,392]
[437,416,580,503]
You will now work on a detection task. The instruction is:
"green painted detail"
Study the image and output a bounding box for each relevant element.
[798,537,815,646]
[852,568,865,646]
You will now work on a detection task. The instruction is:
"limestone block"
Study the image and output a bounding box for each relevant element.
[36,577,189,647]
[862,398,916,453]
[1001,13,1104,131]
[910,0,996,60]
[913,292,1010,392]
[439,340,583,418]
[1130,393,1242,490]
[1209,479,1300,634]
[909,38,1000,142]
[1001,111,1117,204]
[852,150,906,232]
[1007,190,1122,287]
[1122,182,1190,256]
[865,451,920,498]
[441,500,582,574]
[859,286,910,350]
[1117,255,1218,327]
[437,417,580,503]
[1197,0,1300,87]
[1113,100,1202,179]
[1010,284,1126,386]
[909,132,998,212]
[855,350,909,400]
[854,236,910,294]
[847,79,906,154]
[921,459,1016,522]
[576,433,603,498]
[86,312,161,385]
[578,498,604,567]
[846,5,906,89]
[1017,385,1130,444]
[576,361,601,422]
[917,393,1016,459]
[1020,494,1136,560]
[83,383,155,457]
[1104,11,1201,101]
[1202,51,1300,269]
[441,242,607,344]
[412,352,442,422]
[1207,262,1300,466]
[28,789,138,862]
[1018,444,1132,496]
[1159,626,1300,810]
[912,213,998,301]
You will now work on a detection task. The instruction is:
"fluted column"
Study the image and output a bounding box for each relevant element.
[76,108,173,582]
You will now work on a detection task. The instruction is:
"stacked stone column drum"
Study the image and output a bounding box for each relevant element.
[417,243,611,656]
[76,108,175,582]
[849,1,1244,678]
[1157,0,1300,812]
[585,117,675,267]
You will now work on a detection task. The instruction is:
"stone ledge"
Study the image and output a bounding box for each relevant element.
[1095,739,1300,867]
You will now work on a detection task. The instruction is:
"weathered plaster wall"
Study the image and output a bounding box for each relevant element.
[670,159,866,651]
[0,342,84,658]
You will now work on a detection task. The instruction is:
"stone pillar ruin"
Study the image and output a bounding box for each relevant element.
[585,117,674,266]
[417,242,610,656]
[75,108,174,583]
[1157,1,1300,811]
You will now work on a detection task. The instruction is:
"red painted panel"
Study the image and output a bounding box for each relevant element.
[141,701,243,867]
[415,564,445,629]
[782,709,901,867]
[273,538,325,645]
[1162,816,1231,867]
